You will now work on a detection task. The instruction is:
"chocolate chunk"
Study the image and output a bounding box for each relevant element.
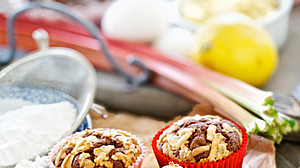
[205,120,220,127]
[58,160,63,167]
[93,141,104,148]
[216,124,223,133]
[82,132,92,138]
[225,132,240,151]
[194,150,210,161]
[85,147,94,155]
[183,119,199,127]
[108,148,116,157]
[188,122,208,132]
[106,138,113,145]
[173,119,199,133]
[94,136,124,149]
[95,133,104,139]
[173,150,180,157]
[107,147,126,157]
[65,147,73,155]
[190,135,207,150]
[173,127,181,134]
[112,160,125,168]
[193,129,204,137]
[208,121,222,134]
[72,154,81,168]
[199,118,208,122]
[52,156,63,167]
[115,141,123,148]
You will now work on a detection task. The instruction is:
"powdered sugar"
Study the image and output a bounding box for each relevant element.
[0,101,76,167]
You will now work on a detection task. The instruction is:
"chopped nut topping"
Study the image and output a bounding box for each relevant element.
[157,115,242,164]
[52,129,141,168]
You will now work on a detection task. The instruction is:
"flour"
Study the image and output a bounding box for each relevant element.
[14,156,48,168]
[0,101,77,167]
[0,98,33,114]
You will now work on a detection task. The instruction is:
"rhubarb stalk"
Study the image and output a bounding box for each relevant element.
[146,59,283,142]
[1,12,296,143]
[107,39,298,142]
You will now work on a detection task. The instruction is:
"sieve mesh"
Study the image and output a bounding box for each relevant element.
[4,56,83,104]
[0,49,95,119]
[0,41,97,141]
[0,29,97,167]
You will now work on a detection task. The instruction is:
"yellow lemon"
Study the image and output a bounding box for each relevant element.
[190,13,278,87]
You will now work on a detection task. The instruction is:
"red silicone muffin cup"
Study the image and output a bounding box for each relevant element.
[152,122,248,168]
[48,128,146,168]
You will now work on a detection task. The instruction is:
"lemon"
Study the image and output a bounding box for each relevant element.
[190,13,278,87]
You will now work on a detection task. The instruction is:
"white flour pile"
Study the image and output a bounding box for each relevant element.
[15,156,48,168]
[0,98,33,113]
[0,101,77,167]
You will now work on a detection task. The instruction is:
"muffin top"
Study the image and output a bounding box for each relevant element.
[51,128,141,168]
[162,162,183,168]
[157,115,243,164]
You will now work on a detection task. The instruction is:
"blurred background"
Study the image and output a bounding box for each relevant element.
[1,0,299,119]
[1,0,300,167]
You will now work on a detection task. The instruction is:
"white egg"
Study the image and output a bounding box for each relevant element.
[101,0,169,43]
[153,27,196,58]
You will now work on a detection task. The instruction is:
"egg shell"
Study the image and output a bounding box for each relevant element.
[153,26,196,58]
[101,0,169,43]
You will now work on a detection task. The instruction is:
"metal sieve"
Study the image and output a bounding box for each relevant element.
[0,29,98,167]
[0,1,150,166]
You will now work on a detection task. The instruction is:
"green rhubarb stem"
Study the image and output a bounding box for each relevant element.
[278,113,300,132]
[198,76,297,139]
[199,78,282,119]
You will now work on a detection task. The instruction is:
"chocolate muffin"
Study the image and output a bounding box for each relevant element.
[50,128,142,168]
[156,115,243,164]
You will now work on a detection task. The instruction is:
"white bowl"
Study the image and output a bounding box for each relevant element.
[257,0,293,49]
[171,0,293,49]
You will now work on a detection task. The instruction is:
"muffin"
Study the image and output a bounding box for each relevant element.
[152,115,247,168]
[48,128,145,168]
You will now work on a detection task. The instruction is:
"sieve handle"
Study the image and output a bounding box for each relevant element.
[4,1,151,88]
[91,103,109,119]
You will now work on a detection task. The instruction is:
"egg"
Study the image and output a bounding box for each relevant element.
[153,26,196,58]
[101,0,169,43]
